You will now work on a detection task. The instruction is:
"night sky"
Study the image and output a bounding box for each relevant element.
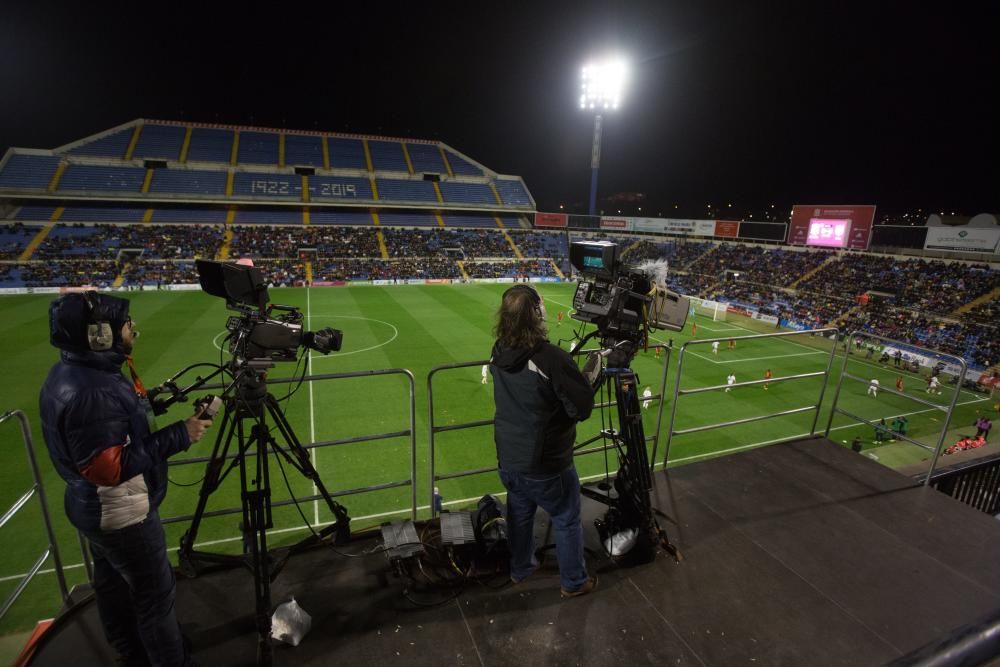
[1,1,997,217]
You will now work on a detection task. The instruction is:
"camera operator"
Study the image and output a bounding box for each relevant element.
[39,292,212,666]
[489,285,598,598]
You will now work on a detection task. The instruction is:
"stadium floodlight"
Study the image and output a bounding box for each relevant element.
[580,57,628,216]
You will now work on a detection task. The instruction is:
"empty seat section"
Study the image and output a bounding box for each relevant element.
[151,208,228,224]
[494,179,532,206]
[369,140,408,172]
[327,138,367,169]
[233,172,301,198]
[0,154,62,189]
[443,214,498,228]
[378,212,437,227]
[446,152,482,176]
[58,165,145,192]
[149,169,228,196]
[13,206,56,221]
[238,132,279,165]
[60,207,146,222]
[284,135,323,166]
[232,209,302,225]
[66,128,132,158]
[310,210,373,225]
[406,144,446,173]
[375,179,437,202]
[132,124,186,161]
[310,176,373,201]
[439,182,496,205]
[187,128,235,163]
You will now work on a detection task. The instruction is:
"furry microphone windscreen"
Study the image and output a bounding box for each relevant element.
[635,259,670,288]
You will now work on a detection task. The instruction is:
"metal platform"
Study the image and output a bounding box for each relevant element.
[26,436,1000,666]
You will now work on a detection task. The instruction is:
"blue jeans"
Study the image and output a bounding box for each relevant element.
[499,466,589,592]
[85,512,192,666]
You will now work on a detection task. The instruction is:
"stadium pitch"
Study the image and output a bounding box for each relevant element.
[0,282,991,634]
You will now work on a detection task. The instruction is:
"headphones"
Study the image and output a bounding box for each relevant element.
[83,292,115,351]
[503,284,544,320]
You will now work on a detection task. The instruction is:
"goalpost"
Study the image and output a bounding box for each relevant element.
[691,297,729,322]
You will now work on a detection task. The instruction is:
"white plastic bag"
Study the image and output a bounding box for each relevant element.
[270,597,312,647]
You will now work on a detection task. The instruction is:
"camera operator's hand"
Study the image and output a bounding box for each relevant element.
[185,415,213,444]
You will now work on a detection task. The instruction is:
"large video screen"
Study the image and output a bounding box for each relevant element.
[806,218,851,248]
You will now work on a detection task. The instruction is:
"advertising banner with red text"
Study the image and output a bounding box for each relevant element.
[600,217,631,231]
[534,212,568,228]
[714,220,740,238]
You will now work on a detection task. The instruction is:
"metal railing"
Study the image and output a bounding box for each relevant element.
[823,332,967,484]
[428,345,673,517]
[926,453,1000,515]
[0,409,68,621]
[159,368,418,527]
[661,328,841,466]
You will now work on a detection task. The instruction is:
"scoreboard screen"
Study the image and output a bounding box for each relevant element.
[806,218,850,248]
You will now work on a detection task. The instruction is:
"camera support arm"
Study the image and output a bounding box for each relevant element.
[147,363,232,416]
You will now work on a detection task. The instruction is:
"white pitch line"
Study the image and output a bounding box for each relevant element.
[307,287,319,526]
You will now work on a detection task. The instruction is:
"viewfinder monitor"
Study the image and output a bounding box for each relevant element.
[806,218,851,248]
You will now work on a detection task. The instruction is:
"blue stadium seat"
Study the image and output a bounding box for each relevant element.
[375,179,437,203]
[232,208,303,225]
[494,179,532,206]
[407,144,446,173]
[328,138,367,169]
[369,140,409,172]
[59,207,145,222]
[439,182,497,206]
[446,152,483,176]
[187,128,234,163]
[58,165,145,192]
[233,172,302,198]
[309,176,373,201]
[132,124,186,161]
[151,208,228,224]
[285,134,324,166]
[443,214,498,228]
[14,206,56,221]
[378,212,438,227]
[66,128,132,158]
[238,131,280,165]
[0,154,62,190]
[310,210,373,225]
[149,169,227,196]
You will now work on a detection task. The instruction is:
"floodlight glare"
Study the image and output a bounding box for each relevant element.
[579,58,627,110]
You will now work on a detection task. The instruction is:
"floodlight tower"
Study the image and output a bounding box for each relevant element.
[580,58,627,216]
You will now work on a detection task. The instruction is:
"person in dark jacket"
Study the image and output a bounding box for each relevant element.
[489,284,597,598]
[39,292,212,666]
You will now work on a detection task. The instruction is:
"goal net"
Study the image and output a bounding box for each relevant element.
[691,297,729,322]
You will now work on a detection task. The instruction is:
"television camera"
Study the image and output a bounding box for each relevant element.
[568,241,689,565]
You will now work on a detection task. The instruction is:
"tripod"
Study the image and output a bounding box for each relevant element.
[177,362,350,665]
[578,343,680,565]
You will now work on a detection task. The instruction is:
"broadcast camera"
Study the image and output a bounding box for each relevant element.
[196,259,342,362]
[569,240,689,348]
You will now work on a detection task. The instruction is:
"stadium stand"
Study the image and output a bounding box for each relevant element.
[58,164,146,192]
[284,134,324,166]
[368,140,409,172]
[309,175,374,201]
[186,127,235,163]
[439,182,497,206]
[237,131,280,165]
[406,144,446,173]
[0,223,33,259]
[132,124,186,161]
[65,127,132,157]
[310,209,373,226]
[374,179,438,203]
[0,154,61,190]
[327,138,367,170]
[445,151,483,176]
[149,169,228,196]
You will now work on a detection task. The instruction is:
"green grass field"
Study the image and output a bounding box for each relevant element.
[0,283,993,639]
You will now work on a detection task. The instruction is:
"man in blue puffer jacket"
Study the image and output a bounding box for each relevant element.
[39,292,212,666]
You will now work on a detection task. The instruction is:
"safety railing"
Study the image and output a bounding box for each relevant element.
[0,409,68,621]
[158,369,418,526]
[661,328,841,466]
[428,345,673,517]
[823,332,966,484]
[926,452,1000,515]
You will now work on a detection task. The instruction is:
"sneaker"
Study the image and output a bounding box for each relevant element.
[561,575,598,599]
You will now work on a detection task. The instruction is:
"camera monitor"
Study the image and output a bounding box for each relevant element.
[196,259,269,311]
[569,240,618,280]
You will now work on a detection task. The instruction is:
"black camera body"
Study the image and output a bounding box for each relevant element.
[197,259,342,362]
[569,241,689,343]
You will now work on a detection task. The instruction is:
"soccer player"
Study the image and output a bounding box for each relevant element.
[691,322,697,337]
[927,375,941,394]
[482,364,489,384]
[654,346,662,360]
[895,376,904,393]
[868,378,880,397]
[728,338,736,350]
[725,372,736,393]
[642,386,652,410]
[763,368,772,390]
[712,341,720,355]
[556,311,564,327]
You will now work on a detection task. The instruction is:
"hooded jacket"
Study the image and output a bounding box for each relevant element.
[39,293,190,533]
[490,340,594,474]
